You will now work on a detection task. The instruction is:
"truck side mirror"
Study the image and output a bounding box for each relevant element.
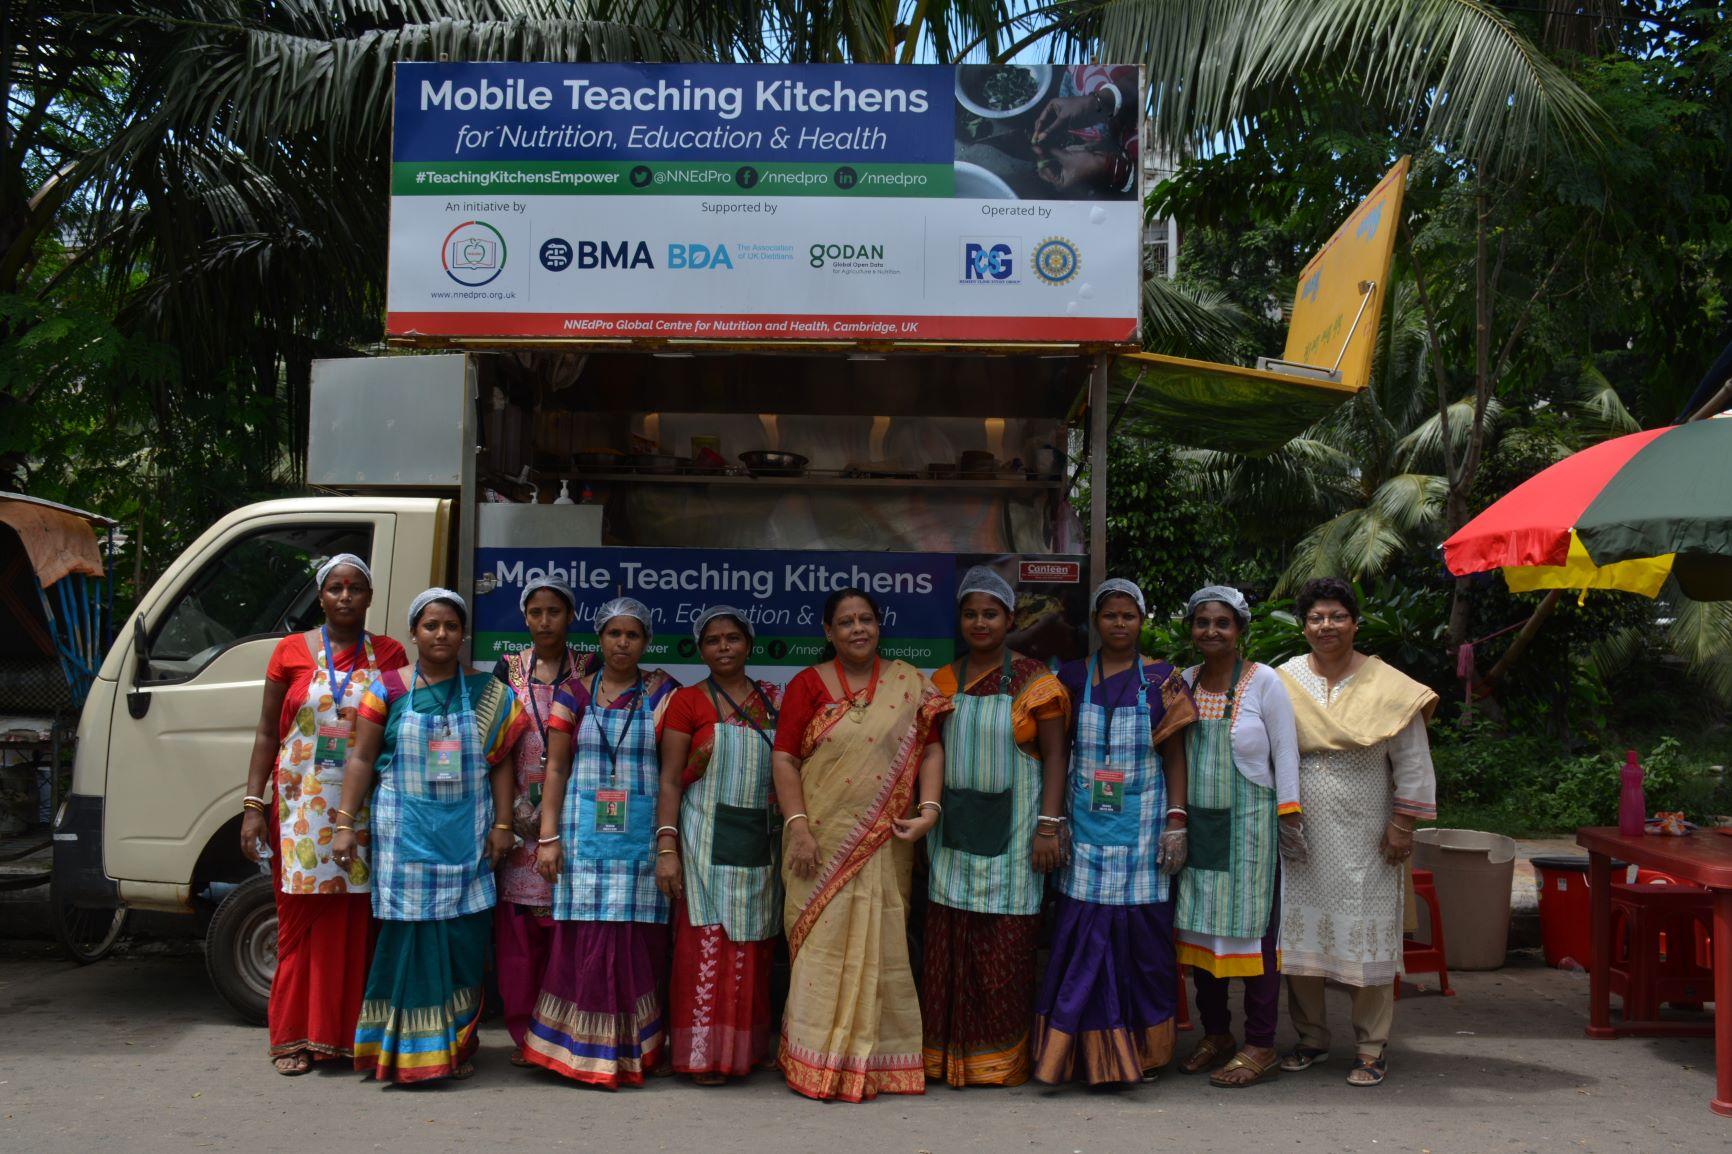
[127,616,152,719]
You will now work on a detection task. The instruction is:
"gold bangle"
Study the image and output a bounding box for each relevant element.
[785,813,810,825]
[334,808,355,820]
[656,848,679,857]
[492,822,513,832]
[917,800,942,815]
[333,824,354,833]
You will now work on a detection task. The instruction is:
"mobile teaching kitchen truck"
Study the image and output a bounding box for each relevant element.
[51,61,1397,1020]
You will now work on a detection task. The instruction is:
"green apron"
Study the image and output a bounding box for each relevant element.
[678,684,781,942]
[1176,662,1277,940]
[929,654,1042,917]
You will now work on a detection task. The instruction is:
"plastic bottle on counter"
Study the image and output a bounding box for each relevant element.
[553,480,575,504]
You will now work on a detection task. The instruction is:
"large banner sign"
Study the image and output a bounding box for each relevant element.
[472,546,1090,686]
[389,63,1143,344]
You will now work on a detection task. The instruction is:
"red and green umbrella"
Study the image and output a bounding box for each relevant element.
[1443,416,1732,601]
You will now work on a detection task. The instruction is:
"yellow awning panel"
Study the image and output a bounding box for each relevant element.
[1502,532,1674,599]
[1110,351,1362,455]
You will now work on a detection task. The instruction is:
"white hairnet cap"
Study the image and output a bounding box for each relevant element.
[595,596,652,638]
[693,604,753,642]
[956,565,1016,612]
[1186,584,1251,628]
[408,587,467,631]
[520,578,576,615]
[315,553,372,589]
[1091,577,1147,616]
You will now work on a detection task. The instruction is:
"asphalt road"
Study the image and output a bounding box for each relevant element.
[0,942,1724,1152]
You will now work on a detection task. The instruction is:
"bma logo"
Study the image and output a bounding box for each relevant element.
[572,240,654,270]
[962,238,1017,282]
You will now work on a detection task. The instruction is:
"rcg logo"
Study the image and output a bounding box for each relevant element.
[963,240,1015,282]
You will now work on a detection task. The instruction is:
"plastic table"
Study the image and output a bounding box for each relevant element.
[1576,826,1732,1116]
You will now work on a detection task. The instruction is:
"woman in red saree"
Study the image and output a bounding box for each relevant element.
[239,553,405,1075]
[770,588,950,1102]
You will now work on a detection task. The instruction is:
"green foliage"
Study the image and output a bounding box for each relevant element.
[1434,729,1730,837]
[1078,437,1247,620]
[1139,576,1448,678]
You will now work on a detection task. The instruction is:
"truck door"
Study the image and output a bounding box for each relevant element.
[103,511,397,887]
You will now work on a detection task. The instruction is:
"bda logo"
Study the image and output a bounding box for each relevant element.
[961,238,1017,283]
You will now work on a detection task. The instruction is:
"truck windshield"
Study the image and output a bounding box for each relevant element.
[147,524,373,679]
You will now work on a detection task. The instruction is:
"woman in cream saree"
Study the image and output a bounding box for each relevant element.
[771,588,950,1102]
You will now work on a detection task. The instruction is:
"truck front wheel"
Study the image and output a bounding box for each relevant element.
[205,874,276,1024]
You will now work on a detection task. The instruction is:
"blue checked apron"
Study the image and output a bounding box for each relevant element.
[679,681,781,942]
[929,654,1042,916]
[372,668,494,922]
[555,672,667,924]
[1059,656,1170,906]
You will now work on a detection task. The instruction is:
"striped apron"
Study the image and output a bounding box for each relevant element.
[679,683,781,942]
[1177,662,1277,943]
[929,655,1042,916]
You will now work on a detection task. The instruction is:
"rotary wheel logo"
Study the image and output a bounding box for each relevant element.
[1032,237,1081,286]
[442,220,507,286]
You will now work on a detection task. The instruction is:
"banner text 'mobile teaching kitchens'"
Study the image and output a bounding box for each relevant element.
[387,62,1144,344]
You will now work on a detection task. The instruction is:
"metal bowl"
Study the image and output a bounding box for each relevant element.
[740,450,809,476]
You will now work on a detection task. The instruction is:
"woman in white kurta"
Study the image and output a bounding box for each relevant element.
[1274,577,1436,1088]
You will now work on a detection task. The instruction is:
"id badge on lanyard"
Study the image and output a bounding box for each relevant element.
[315,717,352,771]
[1090,767,1126,813]
[594,788,629,834]
[426,729,463,783]
[315,628,369,772]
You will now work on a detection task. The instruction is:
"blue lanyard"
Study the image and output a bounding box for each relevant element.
[1087,652,1147,733]
[590,670,644,781]
[409,663,470,736]
[321,627,368,705]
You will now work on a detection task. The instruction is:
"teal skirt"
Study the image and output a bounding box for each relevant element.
[354,910,490,1083]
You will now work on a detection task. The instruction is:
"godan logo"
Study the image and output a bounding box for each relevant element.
[442,220,507,287]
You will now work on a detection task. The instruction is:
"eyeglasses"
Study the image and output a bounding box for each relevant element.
[1304,612,1354,627]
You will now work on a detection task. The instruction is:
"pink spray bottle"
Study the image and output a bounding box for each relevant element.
[1617,749,1646,837]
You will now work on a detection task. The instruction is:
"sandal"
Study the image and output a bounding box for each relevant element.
[1279,1045,1329,1073]
[272,1052,312,1076]
[692,1072,728,1086]
[1179,1034,1236,1075]
[509,1048,534,1069]
[1346,1053,1386,1087]
[1210,1049,1280,1089]
[449,1062,476,1081]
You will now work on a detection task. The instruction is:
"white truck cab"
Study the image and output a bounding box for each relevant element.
[55,495,452,1015]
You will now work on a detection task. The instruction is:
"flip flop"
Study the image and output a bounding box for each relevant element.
[1279,1045,1329,1073]
[1347,1053,1387,1087]
[1210,1049,1281,1089]
[1179,1034,1236,1075]
[273,1052,312,1076]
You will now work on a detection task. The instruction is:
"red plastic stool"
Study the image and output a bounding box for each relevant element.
[1608,875,1716,1021]
[1395,869,1454,999]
